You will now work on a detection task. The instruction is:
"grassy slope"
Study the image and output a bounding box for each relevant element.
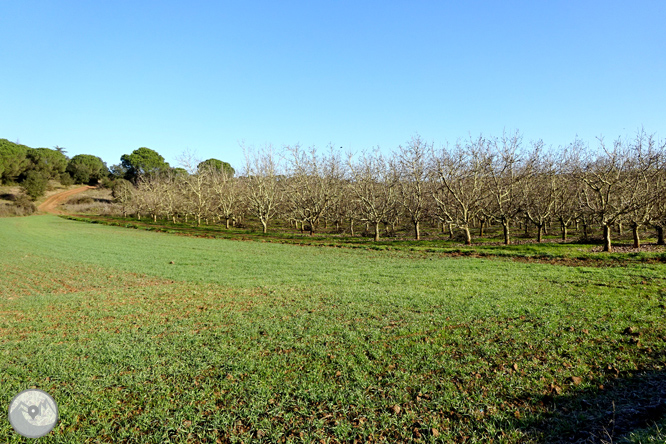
[0,215,665,443]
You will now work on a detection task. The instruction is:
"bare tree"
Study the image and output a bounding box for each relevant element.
[243,145,282,234]
[431,137,491,245]
[577,134,660,252]
[178,154,213,226]
[552,142,584,241]
[522,141,557,242]
[621,131,663,249]
[210,167,240,229]
[159,171,186,224]
[487,131,531,245]
[284,145,341,235]
[112,179,134,218]
[394,135,431,240]
[347,150,398,242]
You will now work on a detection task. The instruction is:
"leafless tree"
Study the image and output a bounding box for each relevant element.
[243,145,283,234]
[179,163,213,226]
[347,150,398,242]
[209,167,241,229]
[620,131,663,248]
[284,145,341,235]
[159,171,186,224]
[431,137,491,245]
[487,131,532,245]
[112,179,134,218]
[522,141,557,242]
[394,135,432,240]
[577,133,660,252]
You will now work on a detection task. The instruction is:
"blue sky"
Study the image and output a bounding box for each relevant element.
[1,1,664,171]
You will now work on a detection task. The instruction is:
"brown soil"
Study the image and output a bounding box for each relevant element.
[38,186,95,214]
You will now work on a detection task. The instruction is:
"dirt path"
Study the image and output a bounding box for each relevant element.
[38,186,95,214]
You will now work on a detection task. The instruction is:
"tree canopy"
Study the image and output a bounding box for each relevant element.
[67,154,109,184]
[197,158,235,177]
[0,139,30,183]
[24,147,69,180]
[120,147,170,181]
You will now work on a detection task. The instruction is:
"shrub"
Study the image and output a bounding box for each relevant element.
[21,170,48,200]
[11,194,37,215]
[59,172,74,186]
[66,196,94,205]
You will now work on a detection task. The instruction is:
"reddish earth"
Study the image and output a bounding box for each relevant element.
[38,186,95,214]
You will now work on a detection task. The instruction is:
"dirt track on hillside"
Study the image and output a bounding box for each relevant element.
[38,186,95,214]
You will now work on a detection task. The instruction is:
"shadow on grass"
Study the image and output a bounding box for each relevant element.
[524,368,666,443]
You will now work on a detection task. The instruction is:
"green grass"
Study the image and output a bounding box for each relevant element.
[62,214,666,265]
[1,215,665,443]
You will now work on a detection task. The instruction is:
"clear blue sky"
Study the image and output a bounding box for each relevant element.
[1,1,664,171]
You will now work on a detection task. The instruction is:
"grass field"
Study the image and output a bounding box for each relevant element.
[1,215,665,443]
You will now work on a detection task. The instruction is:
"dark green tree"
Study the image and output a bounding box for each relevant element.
[120,147,170,181]
[197,158,235,177]
[171,167,189,177]
[24,148,69,180]
[21,170,48,200]
[67,154,109,184]
[0,139,30,183]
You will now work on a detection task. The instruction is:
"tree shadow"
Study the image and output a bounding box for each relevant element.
[0,192,17,201]
[523,368,666,443]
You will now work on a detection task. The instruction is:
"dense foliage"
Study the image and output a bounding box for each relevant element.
[198,158,235,177]
[67,154,109,184]
[120,147,170,182]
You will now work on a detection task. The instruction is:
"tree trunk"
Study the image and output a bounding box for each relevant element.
[350,219,354,236]
[448,223,454,239]
[414,220,420,240]
[603,224,612,252]
[537,224,543,243]
[196,215,201,226]
[226,218,230,229]
[503,221,511,245]
[561,222,567,241]
[632,223,640,249]
[374,222,380,242]
[463,226,471,245]
[335,220,340,232]
[524,215,529,236]
[657,226,665,245]
[617,222,623,236]
[153,214,157,222]
[310,222,315,236]
[479,219,485,237]
[137,212,141,221]
[441,222,445,233]
[261,219,268,234]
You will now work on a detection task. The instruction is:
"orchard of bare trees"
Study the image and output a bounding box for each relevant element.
[112,130,666,252]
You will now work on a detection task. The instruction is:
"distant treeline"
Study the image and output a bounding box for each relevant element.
[0,139,232,202]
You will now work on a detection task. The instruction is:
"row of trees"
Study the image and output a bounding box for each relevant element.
[113,130,666,252]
